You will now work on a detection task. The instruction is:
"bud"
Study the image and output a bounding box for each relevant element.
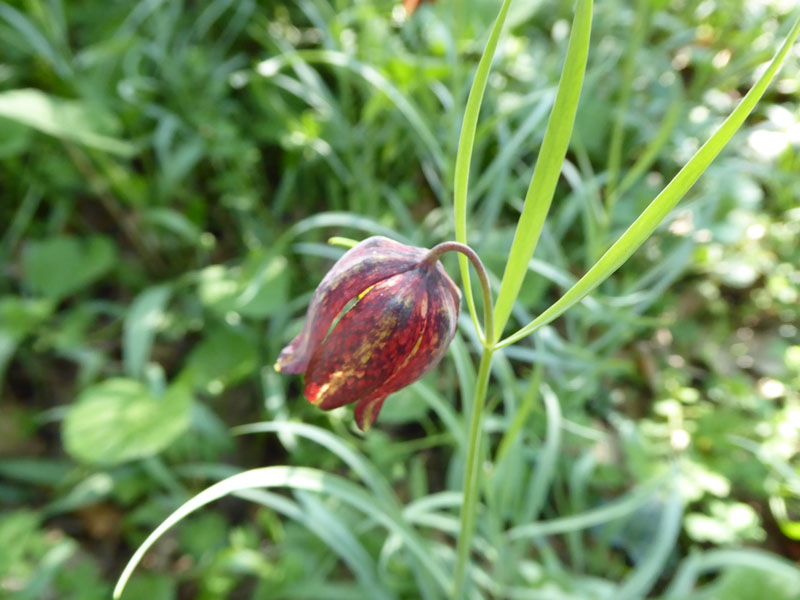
[276,236,461,430]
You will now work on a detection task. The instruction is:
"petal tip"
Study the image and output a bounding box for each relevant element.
[354,397,386,431]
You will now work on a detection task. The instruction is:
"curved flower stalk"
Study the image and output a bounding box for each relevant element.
[276,236,461,430]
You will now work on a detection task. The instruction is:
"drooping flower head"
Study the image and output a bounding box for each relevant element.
[276,236,461,430]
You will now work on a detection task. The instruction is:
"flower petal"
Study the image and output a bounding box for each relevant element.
[373,263,460,397]
[304,261,460,429]
[354,396,386,431]
[275,236,427,374]
[423,265,461,360]
[303,269,429,411]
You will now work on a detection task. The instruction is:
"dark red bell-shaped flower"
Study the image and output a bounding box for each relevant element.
[276,236,461,430]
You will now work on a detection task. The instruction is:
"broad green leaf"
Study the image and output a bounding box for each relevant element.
[63,379,192,465]
[0,117,31,158]
[492,0,593,342]
[123,285,172,380]
[141,208,203,245]
[0,296,53,384]
[22,236,116,301]
[198,254,288,319]
[0,89,135,156]
[499,12,800,349]
[0,509,41,576]
[178,326,258,392]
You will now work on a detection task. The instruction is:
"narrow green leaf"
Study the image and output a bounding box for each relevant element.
[494,363,542,465]
[238,489,391,600]
[612,90,683,205]
[289,211,409,243]
[257,50,445,173]
[520,384,562,523]
[0,5,71,78]
[507,475,666,540]
[605,0,650,206]
[499,12,800,349]
[664,549,800,598]
[453,0,514,343]
[617,487,683,600]
[112,466,449,598]
[492,0,593,341]
[233,420,396,503]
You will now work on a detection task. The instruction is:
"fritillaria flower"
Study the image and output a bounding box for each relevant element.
[275,236,461,430]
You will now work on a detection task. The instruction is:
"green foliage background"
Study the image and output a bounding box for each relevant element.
[1,0,799,598]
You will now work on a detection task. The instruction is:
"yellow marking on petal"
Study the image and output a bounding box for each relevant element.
[312,381,331,404]
[274,362,282,373]
[389,315,427,375]
[358,284,376,300]
[357,324,394,366]
[312,369,350,404]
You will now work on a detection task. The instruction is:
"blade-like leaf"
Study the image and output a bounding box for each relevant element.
[233,420,396,503]
[237,489,392,600]
[499,11,800,349]
[113,466,449,599]
[453,0,514,343]
[617,487,683,600]
[492,0,593,341]
[257,50,445,173]
[507,474,666,540]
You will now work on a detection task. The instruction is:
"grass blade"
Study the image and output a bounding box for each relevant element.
[499,11,800,349]
[492,0,593,341]
[257,49,445,174]
[113,466,449,598]
[507,475,665,540]
[605,0,650,207]
[664,549,800,598]
[617,486,683,600]
[233,420,396,503]
[237,489,393,600]
[520,384,562,524]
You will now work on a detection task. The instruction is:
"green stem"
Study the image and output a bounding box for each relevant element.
[424,241,494,346]
[452,346,494,598]
[423,241,496,596]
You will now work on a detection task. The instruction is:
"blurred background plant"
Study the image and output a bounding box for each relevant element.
[1,0,799,598]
